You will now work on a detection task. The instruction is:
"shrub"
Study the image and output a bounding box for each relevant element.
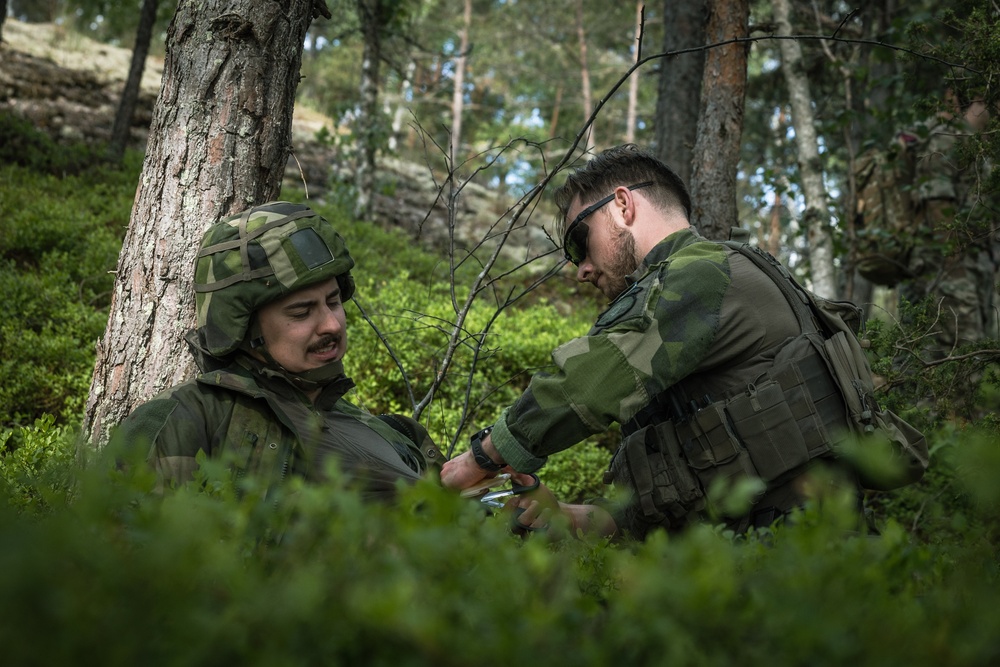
[0,159,138,429]
[1,427,999,666]
[0,111,105,175]
[0,415,79,514]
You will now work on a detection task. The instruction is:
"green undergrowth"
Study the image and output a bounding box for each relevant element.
[4,110,1000,666]
[0,113,143,433]
[1,422,999,666]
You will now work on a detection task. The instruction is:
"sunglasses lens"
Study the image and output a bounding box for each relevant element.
[564,222,588,265]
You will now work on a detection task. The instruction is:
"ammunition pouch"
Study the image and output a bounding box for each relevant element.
[608,334,850,529]
[607,421,707,530]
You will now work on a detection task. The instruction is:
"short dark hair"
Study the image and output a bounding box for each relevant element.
[554,144,692,232]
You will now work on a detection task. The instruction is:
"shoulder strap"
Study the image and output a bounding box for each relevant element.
[722,235,823,336]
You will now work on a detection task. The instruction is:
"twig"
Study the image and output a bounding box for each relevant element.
[352,296,416,408]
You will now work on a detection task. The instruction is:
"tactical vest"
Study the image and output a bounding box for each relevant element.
[606,236,927,535]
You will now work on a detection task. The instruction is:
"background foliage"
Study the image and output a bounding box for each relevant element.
[2,2,1000,663]
[2,101,999,665]
[1,414,999,666]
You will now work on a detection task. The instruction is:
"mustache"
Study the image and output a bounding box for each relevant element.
[308,334,342,353]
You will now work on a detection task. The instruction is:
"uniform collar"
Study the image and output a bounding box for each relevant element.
[209,353,356,408]
[625,225,704,287]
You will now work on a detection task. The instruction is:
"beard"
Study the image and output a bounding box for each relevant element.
[603,225,640,299]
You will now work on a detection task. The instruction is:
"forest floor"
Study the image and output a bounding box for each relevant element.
[0,18,334,184]
[0,19,543,260]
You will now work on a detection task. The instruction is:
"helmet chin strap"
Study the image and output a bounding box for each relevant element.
[243,321,346,393]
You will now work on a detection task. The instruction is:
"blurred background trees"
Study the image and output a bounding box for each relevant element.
[2,0,997,441]
[19,0,988,281]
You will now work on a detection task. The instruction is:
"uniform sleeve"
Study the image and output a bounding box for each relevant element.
[493,244,731,472]
[113,391,215,490]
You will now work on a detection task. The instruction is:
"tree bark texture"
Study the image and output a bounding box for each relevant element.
[654,0,706,186]
[108,0,160,162]
[773,0,836,298]
[85,0,317,444]
[625,0,643,144]
[354,0,383,220]
[449,0,472,166]
[576,0,595,155]
[689,0,748,240]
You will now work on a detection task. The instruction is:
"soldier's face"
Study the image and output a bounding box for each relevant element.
[566,195,639,300]
[255,277,347,373]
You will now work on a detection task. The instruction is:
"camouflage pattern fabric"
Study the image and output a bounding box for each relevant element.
[114,350,442,500]
[194,201,356,357]
[904,118,999,353]
[490,227,803,472]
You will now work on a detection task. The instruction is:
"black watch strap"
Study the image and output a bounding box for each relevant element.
[469,426,503,472]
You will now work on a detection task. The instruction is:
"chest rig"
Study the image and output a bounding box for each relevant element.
[606,236,927,536]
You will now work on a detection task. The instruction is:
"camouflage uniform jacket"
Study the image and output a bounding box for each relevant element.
[490,227,803,472]
[913,116,971,203]
[906,115,998,351]
[117,346,442,500]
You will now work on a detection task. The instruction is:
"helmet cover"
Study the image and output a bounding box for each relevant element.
[193,201,355,356]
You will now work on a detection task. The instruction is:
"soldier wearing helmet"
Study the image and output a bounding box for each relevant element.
[115,201,442,499]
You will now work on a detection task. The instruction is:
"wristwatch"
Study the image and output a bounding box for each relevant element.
[469,426,503,472]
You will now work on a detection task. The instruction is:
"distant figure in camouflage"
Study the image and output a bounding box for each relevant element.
[902,90,997,356]
[115,201,442,500]
[441,145,870,540]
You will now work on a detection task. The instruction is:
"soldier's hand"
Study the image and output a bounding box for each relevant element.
[440,450,490,490]
[504,472,561,534]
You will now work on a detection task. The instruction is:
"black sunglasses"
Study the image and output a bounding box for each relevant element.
[562,181,654,265]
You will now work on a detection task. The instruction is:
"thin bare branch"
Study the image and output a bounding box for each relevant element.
[352,297,416,408]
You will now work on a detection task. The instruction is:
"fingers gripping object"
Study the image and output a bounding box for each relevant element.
[477,473,540,509]
[461,473,542,534]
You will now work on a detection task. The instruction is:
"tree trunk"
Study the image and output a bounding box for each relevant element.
[625,0,642,144]
[689,0,747,240]
[847,0,897,307]
[773,0,836,297]
[769,191,782,257]
[85,0,319,444]
[654,0,706,185]
[108,0,159,162]
[0,0,8,43]
[354,0,383,220]
[576,0,595,154]
[449,0,472,166]
[449,0,472,169]
[549,85,563,139]
[389,58,415,152]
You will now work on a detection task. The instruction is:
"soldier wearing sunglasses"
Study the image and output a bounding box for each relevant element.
[442,144,867,540]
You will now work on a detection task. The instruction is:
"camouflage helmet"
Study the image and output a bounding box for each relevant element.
[194,201,355,357]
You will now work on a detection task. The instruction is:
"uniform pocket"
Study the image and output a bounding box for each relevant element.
[726,380,810,482]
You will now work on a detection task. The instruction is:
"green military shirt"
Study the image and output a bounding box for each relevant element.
[116,353,442,500]
[490,227,802,473]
